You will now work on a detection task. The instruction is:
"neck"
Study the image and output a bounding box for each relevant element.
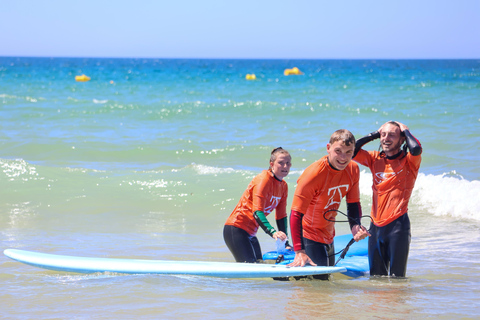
[385,149,403,159]
[327,157,340,171]
[270,169,283,181]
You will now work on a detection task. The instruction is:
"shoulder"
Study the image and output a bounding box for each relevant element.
[252,170,272,185]
[346,161,360,176]
[297,158,328,185]
[354,149,379,162]
[406,152,422,166]
[303,157,328,175]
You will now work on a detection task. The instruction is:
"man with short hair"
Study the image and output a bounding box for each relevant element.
[288,129,370,277]
[354,121,422,277]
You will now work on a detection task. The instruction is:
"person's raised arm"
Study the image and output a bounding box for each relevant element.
[354,131,380,158]
[391,121,422,156]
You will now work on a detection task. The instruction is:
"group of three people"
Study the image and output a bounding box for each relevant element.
[223,121,422,278]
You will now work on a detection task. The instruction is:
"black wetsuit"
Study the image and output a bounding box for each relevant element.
[223,217,289,263]
[354,129,422,277]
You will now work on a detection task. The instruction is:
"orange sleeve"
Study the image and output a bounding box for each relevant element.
[407,152,422,171]
[354,149,375,169]
[251,176,269,213]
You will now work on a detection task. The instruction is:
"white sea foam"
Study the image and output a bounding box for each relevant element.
[359,170,480,222]
[93,99,108,104]
[413,173,480,221]
[192,164,237,175]
[0,158,39,180]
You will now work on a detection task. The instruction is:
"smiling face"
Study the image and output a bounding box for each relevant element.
[380,123,405,157]
[270,153,292,180]
[326,140,355,170]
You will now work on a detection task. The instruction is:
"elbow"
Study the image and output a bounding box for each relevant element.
[410,146,423,156]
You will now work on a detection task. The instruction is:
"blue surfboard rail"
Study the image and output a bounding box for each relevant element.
[4,249,347,279]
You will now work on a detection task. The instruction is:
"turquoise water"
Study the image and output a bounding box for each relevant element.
[1,57,480,319]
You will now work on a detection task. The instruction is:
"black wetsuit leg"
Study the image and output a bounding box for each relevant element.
[368,213,411,277]
[303,237,335,280]
[223,225,262,263]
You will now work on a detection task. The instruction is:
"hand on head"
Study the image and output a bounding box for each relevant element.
[379,121,409,133]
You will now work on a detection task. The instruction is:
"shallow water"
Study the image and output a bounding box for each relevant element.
[1,58,480,319]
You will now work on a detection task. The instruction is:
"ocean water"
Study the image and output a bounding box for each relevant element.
[1,57,479,319]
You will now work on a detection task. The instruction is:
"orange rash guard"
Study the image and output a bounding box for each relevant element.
[354,150,421,227]
[291,156,360,247]
[225,170,288,236]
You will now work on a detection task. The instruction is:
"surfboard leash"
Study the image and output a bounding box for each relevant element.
[322,209,373,266]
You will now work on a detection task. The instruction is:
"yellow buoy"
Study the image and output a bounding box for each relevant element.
[284,67,303,76]
[75,74,91,82]
[245,74,257,80]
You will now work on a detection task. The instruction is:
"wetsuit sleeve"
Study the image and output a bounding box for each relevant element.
[354,131,380,158]
[290,210,304,252]
[276,217,291,247]
[276,217,288,235]
[254,211,276,237]
[404,130,422,156]
[347,202,362,230]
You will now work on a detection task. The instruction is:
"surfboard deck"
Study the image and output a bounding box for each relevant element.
[4,249,346,279]
[263,234,370,278]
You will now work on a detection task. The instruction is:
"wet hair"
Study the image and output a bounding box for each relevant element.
[270,147,290,168]
[386,121,405,137]
[329,129,355,146]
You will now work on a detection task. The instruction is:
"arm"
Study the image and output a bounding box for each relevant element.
[346,202,362,230]
[395,121,422,156]
[404,130,422,156]
[347,202,370,241]
[253,211,287,241]
[287,210,317,267]
[276,217,291,248]
[289,210,304,252]
[354,131,380,158]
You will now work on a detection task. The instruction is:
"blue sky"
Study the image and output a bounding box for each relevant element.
[2,0,479,59]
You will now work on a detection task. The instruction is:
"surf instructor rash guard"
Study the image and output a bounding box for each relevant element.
[225,169,288,237]
[353,130,422,227]
[290,156,361,251]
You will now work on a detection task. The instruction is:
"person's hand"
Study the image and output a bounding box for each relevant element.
[351,225,371,241]
[380,121,409,133]
[287,250,317,267]
[272,231,287,241]
[395,121,409,132]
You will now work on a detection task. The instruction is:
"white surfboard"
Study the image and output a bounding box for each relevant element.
[4,249,346,279]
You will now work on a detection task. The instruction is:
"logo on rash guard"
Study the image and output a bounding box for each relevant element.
[324,184,349,209]
[375,169,403,184]
[264,196,281,213]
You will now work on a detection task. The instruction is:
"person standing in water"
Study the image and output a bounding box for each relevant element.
[224,147,292,263]
[354,121,422,277]
[288,129,370,276]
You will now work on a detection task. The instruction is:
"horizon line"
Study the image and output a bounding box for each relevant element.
[1,55,479,61]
